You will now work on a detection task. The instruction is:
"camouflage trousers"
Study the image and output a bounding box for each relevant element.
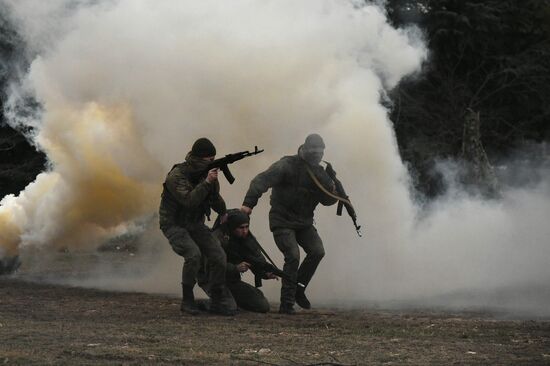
[227,280,270,313]
[273,226,325,306]
[162,223,227,288]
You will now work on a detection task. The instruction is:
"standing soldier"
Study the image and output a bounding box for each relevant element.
[241,134,337,314]
[159,137,236,316]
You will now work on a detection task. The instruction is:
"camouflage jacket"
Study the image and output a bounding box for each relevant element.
[214,230,270,285]
[159,154,226,230]
[242,154,337,231]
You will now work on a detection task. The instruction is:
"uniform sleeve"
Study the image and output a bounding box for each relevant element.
[215,230,240,277]
[210,182,227,215]
[242,159,287,209]
[225,262,240,277]
[164,167,211,209]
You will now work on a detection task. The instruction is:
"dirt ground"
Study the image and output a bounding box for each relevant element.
[1,277,549,365]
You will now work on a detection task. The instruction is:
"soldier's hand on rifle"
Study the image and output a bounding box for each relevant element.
[240,205,252,215]
[265,272,278,280]
[236,261,250,273]
[205,168,219,183]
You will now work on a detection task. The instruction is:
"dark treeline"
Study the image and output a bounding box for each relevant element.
[1,1,549,199]
[0,11,46,199]
[386,0,550,197]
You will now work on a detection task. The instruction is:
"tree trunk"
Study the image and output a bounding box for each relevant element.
[461,108,500,197]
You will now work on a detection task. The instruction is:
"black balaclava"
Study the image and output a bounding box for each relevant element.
[185,137,217,173]
[299,133,325,165]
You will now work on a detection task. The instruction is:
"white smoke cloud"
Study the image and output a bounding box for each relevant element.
[1,0,549,317]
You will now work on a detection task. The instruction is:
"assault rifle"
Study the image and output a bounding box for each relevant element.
[246,258,305,289]
[197,146,264,184]
[243,234,306,289]
[324,161,362,237]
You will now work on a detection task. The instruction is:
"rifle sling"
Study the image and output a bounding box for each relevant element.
[250,236,278,269]
[304,164,355,209]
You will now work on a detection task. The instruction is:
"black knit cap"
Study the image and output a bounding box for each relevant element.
[191,137,216,157]
[225,209,250,232]
[304,133,325,149]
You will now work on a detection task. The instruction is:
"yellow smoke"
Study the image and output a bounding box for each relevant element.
[0,102,163,254]
[4,1,548,316]
[0,211,21,257]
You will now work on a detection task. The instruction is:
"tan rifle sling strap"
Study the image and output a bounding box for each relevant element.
[304,163,354,209]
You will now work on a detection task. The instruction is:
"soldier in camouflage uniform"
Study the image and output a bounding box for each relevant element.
[159,137,237,316]
[201,209,276,313]
[241,134,337,314]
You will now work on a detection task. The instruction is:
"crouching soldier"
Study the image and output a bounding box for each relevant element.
[159,137,237,316]
[201,209,277,313]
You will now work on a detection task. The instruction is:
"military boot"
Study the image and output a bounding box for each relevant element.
[181,284,200,315]
[209,286,237,316]
[278,303,296,315]
[295,287,311,309]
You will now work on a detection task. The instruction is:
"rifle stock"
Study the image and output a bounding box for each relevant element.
[247,259,305,288]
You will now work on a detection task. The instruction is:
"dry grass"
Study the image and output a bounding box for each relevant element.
[1,278,549,365]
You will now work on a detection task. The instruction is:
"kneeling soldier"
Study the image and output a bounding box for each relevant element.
[203,209,277,313]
